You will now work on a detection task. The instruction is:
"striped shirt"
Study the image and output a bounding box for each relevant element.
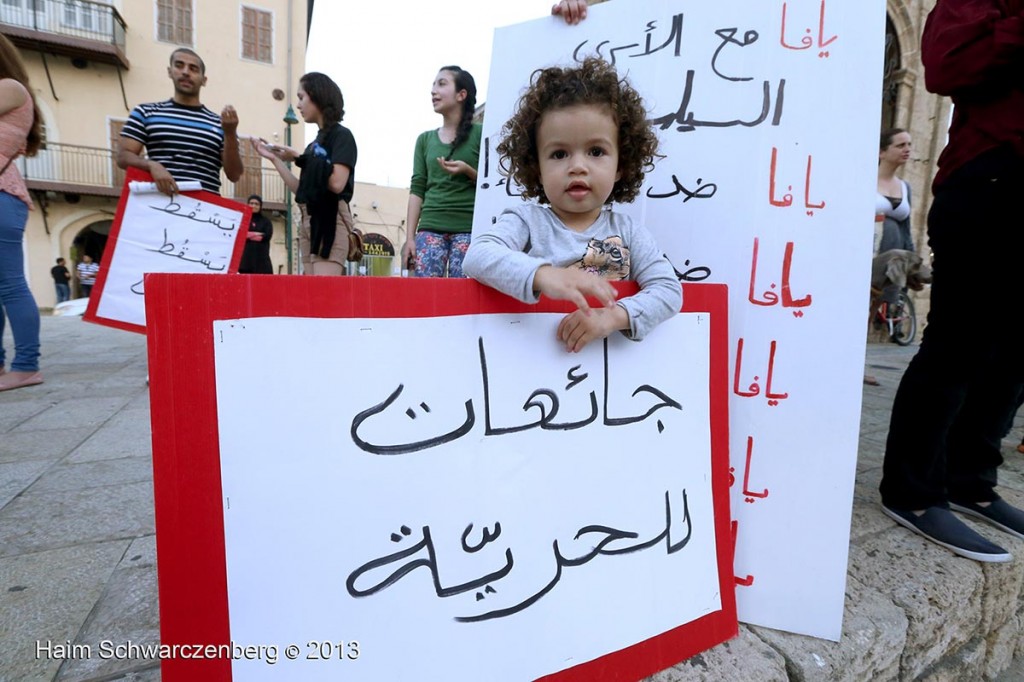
[77,261,99,285]
[121,100,225,193]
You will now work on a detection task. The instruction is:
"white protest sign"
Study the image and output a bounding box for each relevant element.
[475,0,884,639]
[85,171,247,333]
[212,312,722,681]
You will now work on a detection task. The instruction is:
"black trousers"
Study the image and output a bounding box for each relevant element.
[880,148,1024,509]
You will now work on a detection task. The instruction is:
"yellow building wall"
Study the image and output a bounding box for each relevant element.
[13,0,307,307]
[349,183,411,276]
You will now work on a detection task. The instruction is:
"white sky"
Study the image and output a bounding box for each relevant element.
[305,1,565,188]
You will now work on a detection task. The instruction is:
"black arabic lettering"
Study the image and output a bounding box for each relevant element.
[710,28,758,82]
[350,383,476,454]
[602,338,682,429]
[480,337,598,433]
[145,230,231,272]
[671,258,712,282]
[651,70,786,133]
[351,336,679,453]
[461,523,502,554]
[346,525,514,599]
[646,174,718,201]
[631,14,684,58]
[149,198,237,231]
[571,13,684,66]
[455,490,691,623]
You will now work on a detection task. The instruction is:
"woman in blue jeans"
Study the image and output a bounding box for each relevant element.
[0,34,43,392]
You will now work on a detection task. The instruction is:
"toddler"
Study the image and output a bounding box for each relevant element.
[463,58,681,352]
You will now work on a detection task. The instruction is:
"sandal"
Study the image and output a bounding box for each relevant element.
[0,371,44,392]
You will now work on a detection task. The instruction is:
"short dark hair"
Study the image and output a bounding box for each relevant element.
[497,58,658,205]
[170,48,206,75]
[247,194,263,205]
[299,72,345,128]
[56,257,65,264]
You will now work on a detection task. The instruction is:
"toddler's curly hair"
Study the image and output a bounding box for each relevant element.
[496,57,658,205]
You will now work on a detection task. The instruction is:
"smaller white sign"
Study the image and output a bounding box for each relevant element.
[92,183,245,330]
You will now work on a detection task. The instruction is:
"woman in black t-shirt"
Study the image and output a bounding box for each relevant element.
[254,72,357,276]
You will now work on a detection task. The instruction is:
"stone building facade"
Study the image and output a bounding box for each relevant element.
[883,0,948,262]
[881,0,948,327]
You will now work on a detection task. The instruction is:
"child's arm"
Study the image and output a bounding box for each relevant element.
[463,209,541,301]
[464,209,616,311]
[610,217,683,342]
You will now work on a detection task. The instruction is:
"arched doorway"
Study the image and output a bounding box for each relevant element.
[70,219,112,297]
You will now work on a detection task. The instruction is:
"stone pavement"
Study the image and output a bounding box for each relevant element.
[2,317,1024,681]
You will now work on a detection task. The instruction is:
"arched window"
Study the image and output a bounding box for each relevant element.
[881,15,902,129]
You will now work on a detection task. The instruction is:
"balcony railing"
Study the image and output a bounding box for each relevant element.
[0,0,128,68]
[14,142,289,210]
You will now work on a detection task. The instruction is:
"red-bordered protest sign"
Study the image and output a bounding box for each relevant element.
[145,275,735,681]
[83,167,250,334]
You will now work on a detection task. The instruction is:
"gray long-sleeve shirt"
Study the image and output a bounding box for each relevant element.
[463,204,682,341]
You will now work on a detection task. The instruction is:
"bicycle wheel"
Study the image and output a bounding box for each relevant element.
[890,291,917,346]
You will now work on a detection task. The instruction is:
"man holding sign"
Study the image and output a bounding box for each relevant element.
[117,48,243,195]
[84,47,250,336]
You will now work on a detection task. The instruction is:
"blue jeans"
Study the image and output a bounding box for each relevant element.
[0,191,40,372]
[55,282,70,303]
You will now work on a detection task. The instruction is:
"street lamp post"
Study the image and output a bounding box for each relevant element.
[283,105,299,274]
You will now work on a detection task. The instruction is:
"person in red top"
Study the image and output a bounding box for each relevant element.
[880,0,1024,562]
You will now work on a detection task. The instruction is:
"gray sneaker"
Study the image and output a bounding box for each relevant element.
[881,504,1012,562]
[950,498,1024,541]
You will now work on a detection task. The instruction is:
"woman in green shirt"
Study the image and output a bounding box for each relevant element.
[402,65,480,278]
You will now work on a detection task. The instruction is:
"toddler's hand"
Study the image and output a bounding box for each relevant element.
[552,0,588,24]
[533,265,617,314]
[557,307,628,352]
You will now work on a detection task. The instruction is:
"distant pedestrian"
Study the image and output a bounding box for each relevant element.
[51,257,70,303]
[876,128,915,256]
[238,194,274,274]
[77,254,99,298]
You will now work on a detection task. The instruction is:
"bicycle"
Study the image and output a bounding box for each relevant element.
[873,289,917,346]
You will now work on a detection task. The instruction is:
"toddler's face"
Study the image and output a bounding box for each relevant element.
[536,104,621,232]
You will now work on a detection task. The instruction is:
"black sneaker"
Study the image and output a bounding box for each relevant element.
[950,498,1024,541]
[881,504,1011,562]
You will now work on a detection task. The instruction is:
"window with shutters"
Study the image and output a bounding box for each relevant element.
[157,0,193,46]
[241,6,273,64]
